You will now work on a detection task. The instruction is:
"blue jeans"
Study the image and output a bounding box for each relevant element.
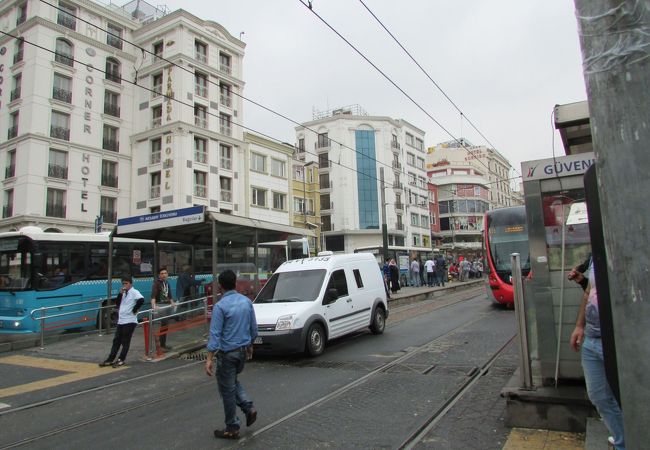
[582,336,625,450]
[410,272,420,287]
[216,349,253,431]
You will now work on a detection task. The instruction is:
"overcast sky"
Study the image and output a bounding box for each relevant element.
[130,0,587,178]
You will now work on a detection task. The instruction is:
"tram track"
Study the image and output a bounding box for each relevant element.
[1,289,497,449]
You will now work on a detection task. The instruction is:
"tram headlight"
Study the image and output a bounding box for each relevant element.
[275,314,296,331]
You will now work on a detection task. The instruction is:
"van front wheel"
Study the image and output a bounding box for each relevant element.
[370,307,386,335]
[305,323,325,357]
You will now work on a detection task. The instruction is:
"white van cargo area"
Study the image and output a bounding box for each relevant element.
[253,253,388,356]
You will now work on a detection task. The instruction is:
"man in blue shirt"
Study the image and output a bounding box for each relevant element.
[205,270,258,440]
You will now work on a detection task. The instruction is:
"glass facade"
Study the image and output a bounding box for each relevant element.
[355,130,379,229]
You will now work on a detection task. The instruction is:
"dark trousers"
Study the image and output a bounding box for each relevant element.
[107,322,137,362]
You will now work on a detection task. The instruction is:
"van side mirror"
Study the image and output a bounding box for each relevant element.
[324,288,338,304]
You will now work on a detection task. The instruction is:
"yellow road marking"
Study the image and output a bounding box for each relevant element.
[503,428,584,450]
[0,355,124,399]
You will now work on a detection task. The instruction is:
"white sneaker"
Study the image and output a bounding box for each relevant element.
[607,436,615,446]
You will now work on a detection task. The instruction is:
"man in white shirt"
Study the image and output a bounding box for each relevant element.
[99,276,144,368]
[424,258,435,287]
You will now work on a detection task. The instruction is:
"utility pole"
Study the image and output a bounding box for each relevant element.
[574,1,650,447]
[380,168,389,262]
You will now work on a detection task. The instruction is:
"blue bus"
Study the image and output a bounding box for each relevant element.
[0,227,193,334]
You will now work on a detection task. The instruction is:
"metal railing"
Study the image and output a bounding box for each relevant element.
[10,88,21,102]
[54,52,73,67]
[104,103,120,117]
[53,87,72,103]
[57,13,76,30]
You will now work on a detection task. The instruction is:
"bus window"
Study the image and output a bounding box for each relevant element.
[39,243,85,286]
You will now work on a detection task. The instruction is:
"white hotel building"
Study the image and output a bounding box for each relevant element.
[296,106,432,255]
[0,0,293,233]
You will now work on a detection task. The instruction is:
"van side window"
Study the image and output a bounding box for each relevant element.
[353,269,364,288]
[327,269,349,298]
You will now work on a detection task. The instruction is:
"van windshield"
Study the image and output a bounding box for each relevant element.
[255,269,326,303]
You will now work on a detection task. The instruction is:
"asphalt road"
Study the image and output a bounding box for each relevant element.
[0,286,517,449]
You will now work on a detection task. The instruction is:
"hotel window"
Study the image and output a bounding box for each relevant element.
[271,158,286,178]
[152,105,162,127]
[415,138,424,151]
[103,90,120,117]
[16,2,27,26]
[101,160,118,188]
[150,138,161,164]
[219,52,231,74]
[195,71,208,98]
[219,82,232,107]
[421,215,429,228]
[46,188,66,218]
[273,192,286,211]
[405,133,414,147]
[57,2,76,30]
[3,189,14,218]
[100,196,117,223]
[219,113,231,136]
[407,153,415,166]
[194,171,207,198]
[50,111,70,141]
[417,157,425,169]
[152,73,163,98]
[194,104,208,129]
[54,38,73,67]
[14,38,24,65]
[6,150,16,178]
[408,172,416,186]
[10,74,22,102]
[317,132,329,149]
[251,153,266,173]
[195,40,207,63]
[150,172,161,199]
[418,176,426,189]
[107,23,123,50]
[153,41,163,60]
[396,215,403,230]
[105,58,121,84]
[220,144,232,170]
[411,213,419,226]
[102,125,119,152]
[194,137,207,164]
[8,112,19,140]
[220,177,232,202]
[52,73,72,103]
[48,149,68,179]
[251,187,267,207]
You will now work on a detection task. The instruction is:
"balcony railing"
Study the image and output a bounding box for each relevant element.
[7,126,18,140]
[54,52,73,67]
[107,35,122,50]
[220,124,232,136]
[101,174,118,188]
[150,185,161,199]
[102,138,119,152]
[220,158,232,170]
[318,158,330,169]
[321,202,332,210]
[220,95,232,107]
[103,103,120,117]
[150,151,161,165]
[13,51,23,65]
[101,211,118,223]
[396,224,404,231]
[194,185,207,198]
[57,13,76,30]
[195,116,208,129]
[195,85,207,98]
[52,87,72,103]
[219,64,231,75]
[151,117,162,128]
[50,126,70,141]
[392,161,402,169]
[5,165,15,178]
[391,141,401,151]
[2,205,13,218]
[48,164,68,179]
[395,202,404,210]
[194,152,207,164]
[46,204,66,218]
[220,191,232,202]
[152,85,162,98]
[10,88,21,102]
[316,140,331,151]
[105,71,121,84]
[195,53,207,64]
[392,182,403,189]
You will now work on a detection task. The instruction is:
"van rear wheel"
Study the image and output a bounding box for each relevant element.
[305,323,325,357]
[370,306,386,335]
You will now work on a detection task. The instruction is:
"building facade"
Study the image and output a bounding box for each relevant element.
[296,106,431,255]
[0,0,249,232]
[291,157,320,254]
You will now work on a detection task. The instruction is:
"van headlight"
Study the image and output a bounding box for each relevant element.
[275,314,296,331]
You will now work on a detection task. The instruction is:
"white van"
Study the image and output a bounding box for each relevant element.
[253,252,388,356]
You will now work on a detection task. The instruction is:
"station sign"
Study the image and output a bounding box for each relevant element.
[521,152,595,182]
[117,206,205,234]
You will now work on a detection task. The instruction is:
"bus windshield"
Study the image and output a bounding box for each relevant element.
[255,269,326,303]
[0,238,32,290]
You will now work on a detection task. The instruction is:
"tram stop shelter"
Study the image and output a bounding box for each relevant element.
[110,206,315,294]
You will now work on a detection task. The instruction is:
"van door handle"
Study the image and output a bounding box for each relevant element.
[346,298,352,303]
